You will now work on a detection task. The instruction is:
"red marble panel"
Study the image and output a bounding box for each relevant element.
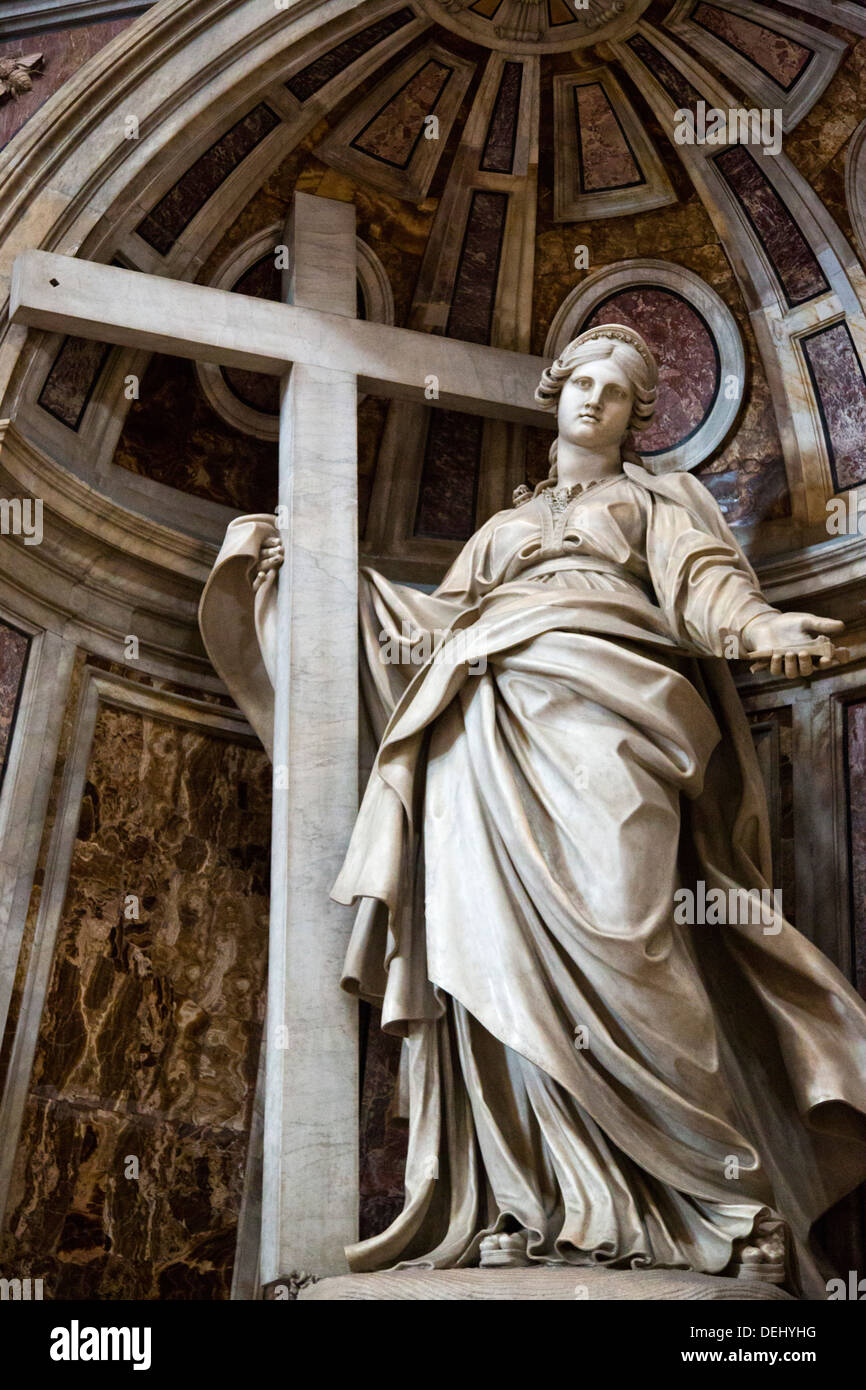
[446,189,508,344]
[574,83,642,194]
[1,700,271,1298]
[352,61,453,170]
[480,61,522,175]
[716,146,829,307]
[584,286,719,456]
[136,105,280,257]
[847,700,866,999]
[803,322,866,492]
[0,619,29,793]
[627,33,702,111]
[0,18,133,150]
[693,3,812,92]
[37,336,111,431]
[285,8,415,103]
[415,409,483,540]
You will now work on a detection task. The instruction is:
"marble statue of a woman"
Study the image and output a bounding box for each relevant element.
[200,325,866,1297]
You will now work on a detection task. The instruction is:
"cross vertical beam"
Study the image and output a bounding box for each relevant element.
[262,193,359,1286]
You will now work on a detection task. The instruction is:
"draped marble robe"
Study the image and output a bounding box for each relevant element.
[200,458,866,1292]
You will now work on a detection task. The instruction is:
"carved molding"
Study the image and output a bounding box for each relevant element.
[195,225,395,441]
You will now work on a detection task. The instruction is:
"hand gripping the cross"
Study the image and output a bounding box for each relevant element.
[253,528,285,593]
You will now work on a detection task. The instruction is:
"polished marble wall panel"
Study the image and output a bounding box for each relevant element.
[0,619,29,793]
[446,190,508,343]
[136,105,281,257]
[415,410,483,539]
[584,286,719,455]
[1,697,271,1299]
[480,61,522,174]
[692,3,812,91]
[715,147,830,307]
[575,83,641,194]
[285,8,416,103]
[37,336,111,431]
[0,18,134,150]
[802,322,866,492]
[352,60,453,168]
[627,32,702,110]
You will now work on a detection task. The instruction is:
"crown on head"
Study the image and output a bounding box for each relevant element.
[557,324,658,383]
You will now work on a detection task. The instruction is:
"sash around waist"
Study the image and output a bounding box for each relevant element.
[501,555,648,589]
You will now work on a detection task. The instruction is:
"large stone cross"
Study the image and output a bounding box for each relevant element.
[10,192,550,1290]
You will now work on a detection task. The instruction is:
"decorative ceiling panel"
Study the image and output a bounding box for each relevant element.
[553,67,676,221]
[316,41,475,202]
[664,0,846,132]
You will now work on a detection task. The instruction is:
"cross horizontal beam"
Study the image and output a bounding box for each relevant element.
[11,251,555,428]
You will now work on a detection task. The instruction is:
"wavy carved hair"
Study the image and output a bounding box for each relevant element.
[514,326,660,507]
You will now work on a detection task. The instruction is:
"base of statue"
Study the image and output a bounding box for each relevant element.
[298,1266,796,1301]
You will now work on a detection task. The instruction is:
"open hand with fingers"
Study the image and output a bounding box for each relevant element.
[741,611,849,678]
[253,530,284,593]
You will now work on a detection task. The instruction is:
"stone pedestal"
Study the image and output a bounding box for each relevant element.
[299,1267,796,1301]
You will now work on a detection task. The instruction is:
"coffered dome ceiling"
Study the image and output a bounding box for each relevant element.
[2,0,866,592]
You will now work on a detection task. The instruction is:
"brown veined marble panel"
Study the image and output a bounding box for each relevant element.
[480,61,523,174]
[1,701,271,1299]
[446,189,508,344]
[136,104,281,257]
[584,286,720,456]
[574,82,642,194]
[351,60,453,168]
[802,322,866,492]
[37,336,112,431]
[414,410,483,539]
[113,354,277,512]
[714,146,830,307]
[0,19,133,150]
[846,699,866,999]
[0,619,29,794]
[627,33,703,111]
[693,3,813,92]
[285,7,416,103]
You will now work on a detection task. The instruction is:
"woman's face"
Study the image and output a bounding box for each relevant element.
[556,356,634,451]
